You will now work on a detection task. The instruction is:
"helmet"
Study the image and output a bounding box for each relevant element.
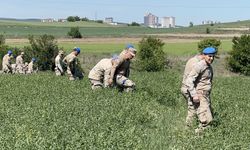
[32,58,36,62]
[8,50,13,55]
[202,47,216,55]
[74,47,81,54]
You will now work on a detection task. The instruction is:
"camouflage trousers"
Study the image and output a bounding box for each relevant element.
[115,75,135,92]
[89,79,104,90]
[181,87,213,127]
[67,67,83,80]
[2,65,12,74]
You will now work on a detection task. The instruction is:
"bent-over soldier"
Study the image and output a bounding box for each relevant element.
[88,58,113,90]
[2,50,13,73]
[55,50,65,76]
[109,44,136,92]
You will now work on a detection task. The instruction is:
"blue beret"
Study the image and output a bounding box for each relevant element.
[202,47,216,55]
[125,44,134,49]
[32,58,36,62]
[8,50,12,55]
[74,47,81,54]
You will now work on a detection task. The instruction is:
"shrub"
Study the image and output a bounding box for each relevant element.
[227,35,250,75]
[0,34,5,45]
[206,27,211,34]
[68,27,82,38]
[197,38,221,53]
[136,36,165,72]
[24,34,59,71]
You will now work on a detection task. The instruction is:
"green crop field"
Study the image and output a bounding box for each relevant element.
[7,40,233,56]
[0,69,249,149]
[2,19,248,38]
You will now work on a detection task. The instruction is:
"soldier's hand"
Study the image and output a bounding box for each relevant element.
[108,78,113,85]
[193,95,200,103]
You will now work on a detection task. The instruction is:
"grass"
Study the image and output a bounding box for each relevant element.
[2,19,249,38]
[0,69,249,149]
[7,40,233,56]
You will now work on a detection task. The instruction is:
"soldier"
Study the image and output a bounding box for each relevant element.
[16,52,25,74]
[2,50,13,73]
[88,58,113,90]
[27,58,37,74]
[109,44,136,92]
[55,50,65,76]
[181,47,217,133]
[63,47,83,80]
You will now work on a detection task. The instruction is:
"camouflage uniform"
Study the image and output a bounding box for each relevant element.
[88,58,112,90]
[16,54,25,74]
[2,54,13,73]
[27,61,36,74]
[110,51,135,92]
[63,52,83,80]
[181,57,213,128]
[55,53,65,76]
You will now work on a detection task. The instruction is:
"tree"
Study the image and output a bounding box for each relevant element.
[227,34,250,75]
[0,34,5,45]
[81,17,89,21]
[136,36,166,72]
[67,16,76,22]
[197,38,221,53]
[206,27,211,34]
[75,16,81,21]
[67,27,82,38]
[189,22,194,27]
[130,22,140,26]
[24,34,59,71]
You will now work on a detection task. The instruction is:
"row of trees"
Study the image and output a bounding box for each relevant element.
[1,34,250,75]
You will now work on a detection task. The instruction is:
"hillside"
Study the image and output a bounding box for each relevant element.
[1,19,250,38]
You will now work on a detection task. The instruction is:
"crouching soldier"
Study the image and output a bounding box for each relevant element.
[2,50,13,73]
[16,52,25,74]
[181,47,217,133]
[88,58,113,90]
[55,50,65,76]
[63,47,83,80]
[109,44,136,92]
[27,58,38,74]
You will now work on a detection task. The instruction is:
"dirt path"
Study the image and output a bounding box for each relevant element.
[6,33,239,44]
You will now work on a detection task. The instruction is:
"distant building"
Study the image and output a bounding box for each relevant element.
[58,19,67,22]
[41,18,55,23]
[161,17,175,28]
[144,13,159,28]
[104,17,113,24]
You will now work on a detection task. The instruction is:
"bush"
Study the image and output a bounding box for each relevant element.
[24,34,59,71]
[0,34,5,45]
[68,27,82,38]
[136,36,165,72]
[227,35,250,75]
[197,38,221,53]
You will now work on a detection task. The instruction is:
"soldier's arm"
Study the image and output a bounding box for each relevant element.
[110,59,122,81]
[104,68,111,87]
[185,63,202,97]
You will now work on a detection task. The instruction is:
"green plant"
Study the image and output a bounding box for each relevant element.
[136,36,166,72]
[197,38,221,53]
[67,27,82,38]
[24,34,59,71]
[227,34,250,75]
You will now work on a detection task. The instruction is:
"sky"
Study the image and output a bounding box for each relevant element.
[1,0,250,26]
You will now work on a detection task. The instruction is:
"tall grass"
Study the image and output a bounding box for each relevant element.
[0,69,249,149]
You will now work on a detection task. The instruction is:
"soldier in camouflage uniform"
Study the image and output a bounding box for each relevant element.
[109,44,136,92]
[63,47,83,80]
[55,50,65,76]
[16,52,25,74]
[27,58,37,74]
[181,47,216,133]
[2,50,13,73]
[88,58,113,90]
